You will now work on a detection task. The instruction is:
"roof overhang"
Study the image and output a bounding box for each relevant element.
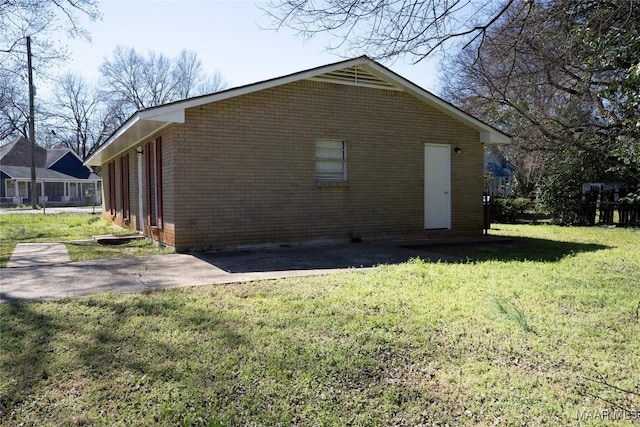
[85,109,184,166]
[85,56,510,167]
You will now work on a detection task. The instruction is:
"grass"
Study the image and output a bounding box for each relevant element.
[1,224,639,425]
[0,213,173,267]
[491,297,532,333]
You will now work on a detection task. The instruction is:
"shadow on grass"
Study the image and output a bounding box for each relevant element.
[0,302,59,416]
[0,295,247,423]
[404,236,611,263]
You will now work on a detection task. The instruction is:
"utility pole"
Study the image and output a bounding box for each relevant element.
[27,36,37,209]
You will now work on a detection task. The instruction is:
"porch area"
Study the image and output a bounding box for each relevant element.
[1,179,102,208]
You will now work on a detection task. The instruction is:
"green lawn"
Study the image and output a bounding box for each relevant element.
[0,212,173,267]
[1,224,639,425]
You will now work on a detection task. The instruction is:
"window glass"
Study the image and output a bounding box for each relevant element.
[315,139,346,182]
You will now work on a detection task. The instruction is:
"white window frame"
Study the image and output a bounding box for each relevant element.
[315,139,347,182]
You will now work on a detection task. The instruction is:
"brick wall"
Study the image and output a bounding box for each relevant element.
[101,139,176,248]
[101,151,134,229]
[162,79,483,249]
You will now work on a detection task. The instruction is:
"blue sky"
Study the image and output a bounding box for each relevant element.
[59,0,443,94]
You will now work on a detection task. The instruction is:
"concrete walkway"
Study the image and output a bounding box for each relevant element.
[7,243,71,267]
[0,239,474,304]
[1,253,358,303]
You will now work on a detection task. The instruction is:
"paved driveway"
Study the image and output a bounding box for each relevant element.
[0,240,460,303]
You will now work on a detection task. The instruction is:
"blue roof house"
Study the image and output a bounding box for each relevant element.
[0,137,102,207]
[484,150,516,196]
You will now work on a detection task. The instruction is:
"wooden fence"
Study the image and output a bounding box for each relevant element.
[580,186,639,226]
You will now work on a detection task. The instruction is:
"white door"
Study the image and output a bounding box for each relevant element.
[424,144,451,229]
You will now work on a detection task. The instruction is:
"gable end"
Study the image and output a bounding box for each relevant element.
[309,66,401,91]
[49,151,92,179]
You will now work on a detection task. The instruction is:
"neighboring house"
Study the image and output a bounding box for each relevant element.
[85,56,510,250]
[0,137,102,207]
[484,149,516,197]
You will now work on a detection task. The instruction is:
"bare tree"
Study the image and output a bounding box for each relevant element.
[264,0,524,62]
[0,0,100,142]
[48,72,117,160]
[1,0,100,67]
[99,46,149,112]
[0,69,29,139]
[100,46,227,119]
[173,49,227,99]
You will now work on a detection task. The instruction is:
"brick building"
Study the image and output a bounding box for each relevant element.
[85,56,510,250]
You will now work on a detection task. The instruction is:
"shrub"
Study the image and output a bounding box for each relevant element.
[538,167,585,225]
[491,197,530,223]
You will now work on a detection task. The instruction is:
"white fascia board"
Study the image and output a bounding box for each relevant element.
[140,108,185,123]
[85,114,142,166]
[84,114,175,166]
[364,62,511,145]
[0,169,14,179]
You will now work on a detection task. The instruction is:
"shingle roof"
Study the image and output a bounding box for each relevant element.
[0,165,100,181]
[0,137,48,167]
[46,148,72,168]
[0,137,100,181]
[0,137,18,159]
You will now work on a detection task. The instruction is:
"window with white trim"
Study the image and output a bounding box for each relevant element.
[315,139,347,182]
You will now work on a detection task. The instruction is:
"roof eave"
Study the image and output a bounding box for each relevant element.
[480,131,511,145]
[85,110,185,166]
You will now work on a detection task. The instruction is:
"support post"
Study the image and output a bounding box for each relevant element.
[93,181,97,214]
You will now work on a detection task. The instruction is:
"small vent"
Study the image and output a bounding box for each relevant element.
[310,66,401,90]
